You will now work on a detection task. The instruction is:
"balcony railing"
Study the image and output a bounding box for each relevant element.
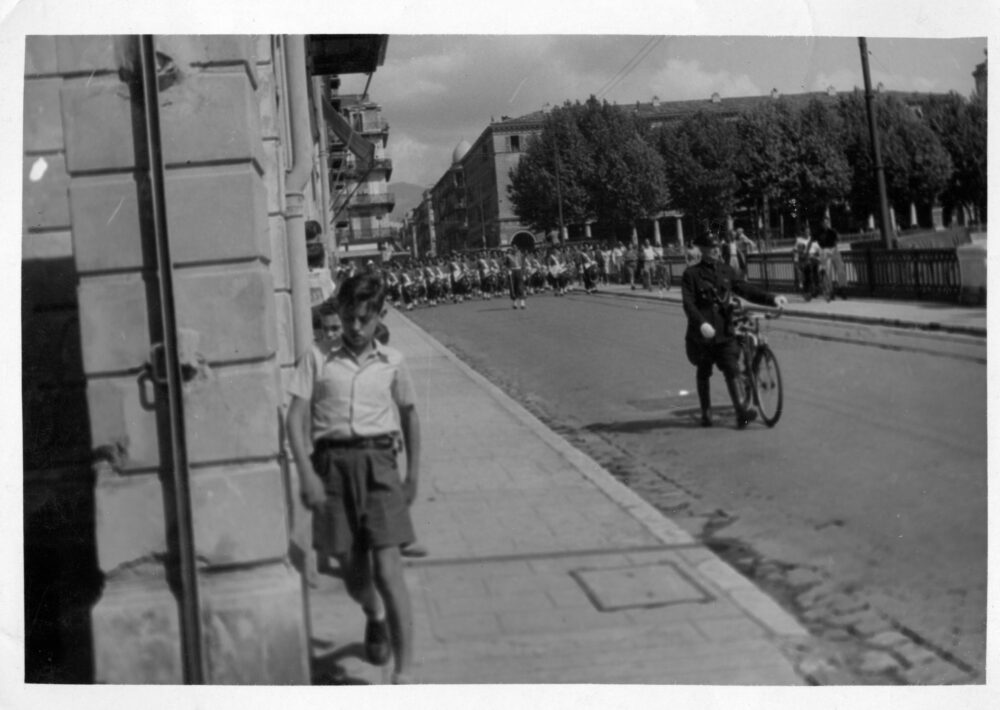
[329,158,392,180]
[348,192,396,209]
[359,118,389,134]
[336,227,401,242]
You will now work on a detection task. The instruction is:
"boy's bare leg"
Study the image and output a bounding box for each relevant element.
[334,549,383,619]
[372,545,413,678]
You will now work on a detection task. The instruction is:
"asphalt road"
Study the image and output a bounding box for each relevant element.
[402,288,987,680]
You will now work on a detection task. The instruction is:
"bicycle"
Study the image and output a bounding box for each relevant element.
[731,301,784,427]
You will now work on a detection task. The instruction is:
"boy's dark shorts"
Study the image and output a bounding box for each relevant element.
[311,444,415,556]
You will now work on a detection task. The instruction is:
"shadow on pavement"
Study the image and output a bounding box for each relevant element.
[311,641,373,685]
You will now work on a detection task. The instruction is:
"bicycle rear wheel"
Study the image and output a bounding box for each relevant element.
[752,344,783,426]
[734,342,754,413]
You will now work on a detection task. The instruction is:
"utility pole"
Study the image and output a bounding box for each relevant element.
[859,37,895,249]
[554,148,566,245]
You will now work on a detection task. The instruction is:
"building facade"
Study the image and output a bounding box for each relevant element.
[457,113,546,252]
[22,33,386,684]
[426,141,469,254]
[431,82,983,252]
[328,92,397,263]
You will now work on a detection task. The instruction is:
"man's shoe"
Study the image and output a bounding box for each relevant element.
[736,409,758,429]
[699,413,713,428]
[364,617,391,666]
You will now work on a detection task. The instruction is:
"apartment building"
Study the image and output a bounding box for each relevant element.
[328,93,397,263]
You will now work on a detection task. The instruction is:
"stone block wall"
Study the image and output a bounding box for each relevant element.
[23,34,310,684]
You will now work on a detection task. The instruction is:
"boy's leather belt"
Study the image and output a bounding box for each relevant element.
[315,435,395,451]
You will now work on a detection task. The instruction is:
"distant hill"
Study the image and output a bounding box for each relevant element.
[389,182,427,221]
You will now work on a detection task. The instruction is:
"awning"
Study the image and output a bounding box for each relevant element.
[323,98,376,169]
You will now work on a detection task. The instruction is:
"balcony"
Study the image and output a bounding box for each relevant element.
[329,157,393,180]
[359,118,390,135]
[348,192,396,210]
[336,227,401,242]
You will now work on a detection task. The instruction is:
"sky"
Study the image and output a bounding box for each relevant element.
[339,35,988,189]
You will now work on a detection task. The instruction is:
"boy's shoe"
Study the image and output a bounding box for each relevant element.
[699,413,713,428]
[401,541,429,558]
[364,617,391,666]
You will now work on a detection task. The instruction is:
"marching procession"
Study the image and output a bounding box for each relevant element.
[332,242,677,312]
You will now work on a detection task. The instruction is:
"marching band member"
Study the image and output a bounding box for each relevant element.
[504,245,527,310]
[546,247,567,296]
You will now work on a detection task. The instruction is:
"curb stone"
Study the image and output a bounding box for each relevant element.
[395,309,812,641]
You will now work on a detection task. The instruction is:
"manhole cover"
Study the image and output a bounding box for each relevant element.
[571,562,712,612]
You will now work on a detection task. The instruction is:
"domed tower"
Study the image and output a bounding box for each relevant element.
[452,139,471,166]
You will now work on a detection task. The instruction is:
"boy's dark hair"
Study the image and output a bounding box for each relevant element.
[337,272,386,314]
[317,297,339,316]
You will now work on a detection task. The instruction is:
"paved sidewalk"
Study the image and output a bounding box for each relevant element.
[600,283,986,336]
[307,308,812,685]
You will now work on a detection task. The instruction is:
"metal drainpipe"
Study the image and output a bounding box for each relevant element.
[284,35,315,359]
[137,35,206,685]
[312,75,335,267]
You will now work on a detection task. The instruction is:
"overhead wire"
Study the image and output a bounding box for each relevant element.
[594,36,656,99]
[595,36,662,100]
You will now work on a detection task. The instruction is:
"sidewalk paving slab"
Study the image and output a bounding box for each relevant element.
[306,308,815,685]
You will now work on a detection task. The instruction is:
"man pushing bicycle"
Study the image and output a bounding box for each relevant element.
[681,232,787,429]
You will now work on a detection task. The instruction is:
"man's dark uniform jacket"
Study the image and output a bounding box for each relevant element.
[682,258,776,344]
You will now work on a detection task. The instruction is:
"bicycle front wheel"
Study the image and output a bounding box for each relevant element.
[752,344,783,427]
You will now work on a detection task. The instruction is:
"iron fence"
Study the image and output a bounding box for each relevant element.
[662,248,963,302]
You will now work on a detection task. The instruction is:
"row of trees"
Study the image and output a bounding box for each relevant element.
[508,91,986,241]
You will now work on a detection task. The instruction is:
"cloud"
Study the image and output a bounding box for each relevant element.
[646,58,761,100]
[812,68,942,94]
[811,69,863,93]
[387,131,456,187]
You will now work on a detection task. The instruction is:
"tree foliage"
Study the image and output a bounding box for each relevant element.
[655,111,740,236]
[507,104,591,234]
[575,97,668,226]
[923,92,987,220]
[791,99,851,224]
[838,92,953,222]
[734,100,798,226]
[508,98,667,235]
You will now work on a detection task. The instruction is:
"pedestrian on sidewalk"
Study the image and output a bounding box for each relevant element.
[286,273,421,684]
[640,239,656,290]
[817,216,847,300]
[681,232,787,429]
[624,243,638,289]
